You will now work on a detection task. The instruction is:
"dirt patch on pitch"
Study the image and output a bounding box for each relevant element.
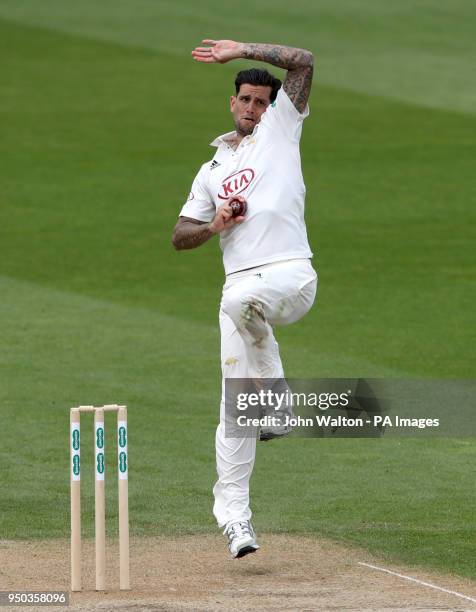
[1,535,475,611]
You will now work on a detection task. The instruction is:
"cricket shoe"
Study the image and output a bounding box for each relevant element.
[257,378,295,441]
[259,401,294,441]
[259,415,293,441]
[225,520,259,559]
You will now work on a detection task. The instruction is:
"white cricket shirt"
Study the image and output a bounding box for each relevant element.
[180,87,313,275]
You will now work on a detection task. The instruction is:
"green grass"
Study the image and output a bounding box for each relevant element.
[0,2,475,581]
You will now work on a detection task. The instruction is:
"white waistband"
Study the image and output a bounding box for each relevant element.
[226,258,312,280]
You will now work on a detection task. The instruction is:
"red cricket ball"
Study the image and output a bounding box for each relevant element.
[230,198,247,218]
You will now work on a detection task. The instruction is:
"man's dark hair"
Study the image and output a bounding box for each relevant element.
[235,68,282,103]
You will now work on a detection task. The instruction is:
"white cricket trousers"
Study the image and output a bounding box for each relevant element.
[213,258,317,528]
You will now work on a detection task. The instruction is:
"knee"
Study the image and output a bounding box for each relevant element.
[221,288,247,326]
[222,292,269,348]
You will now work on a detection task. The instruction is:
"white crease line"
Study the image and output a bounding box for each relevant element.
[359,561,476,605]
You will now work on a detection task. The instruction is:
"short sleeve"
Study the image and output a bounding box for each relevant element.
[259,87,309,142]
[179,164,216,222]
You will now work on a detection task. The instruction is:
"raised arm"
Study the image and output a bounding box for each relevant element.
[191,39,314,113]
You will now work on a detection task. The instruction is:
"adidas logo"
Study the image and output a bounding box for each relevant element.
[210,160,221,170]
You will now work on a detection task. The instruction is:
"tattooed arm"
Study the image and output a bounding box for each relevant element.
[172,217,215,250]
[241,43,313,113]
[191,39,314,113]
[172,196,246,250]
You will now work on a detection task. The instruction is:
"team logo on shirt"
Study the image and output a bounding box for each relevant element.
[218,168,255,200]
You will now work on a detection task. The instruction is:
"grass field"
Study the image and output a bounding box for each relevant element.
[0,0,475,582]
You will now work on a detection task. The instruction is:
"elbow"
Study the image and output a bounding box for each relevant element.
[304,50,314,68]
[171,232,181,250]
[296,48,313,69]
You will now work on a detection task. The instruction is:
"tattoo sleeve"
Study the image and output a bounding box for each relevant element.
[172,216,215,250]
[241,43,314,113]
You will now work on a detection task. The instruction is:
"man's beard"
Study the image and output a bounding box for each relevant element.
[235,118,255,137]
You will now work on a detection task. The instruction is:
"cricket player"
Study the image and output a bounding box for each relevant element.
[172,39,317,558]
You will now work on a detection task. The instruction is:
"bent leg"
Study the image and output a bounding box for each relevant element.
[220,260,317,439]
[221,275,284,379]
[220,260,317,379]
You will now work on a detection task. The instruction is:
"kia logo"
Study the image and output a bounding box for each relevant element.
[218,168,255,200]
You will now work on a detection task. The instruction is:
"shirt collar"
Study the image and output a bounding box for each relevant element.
[210,125,259,148]
[210,130,237,148]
